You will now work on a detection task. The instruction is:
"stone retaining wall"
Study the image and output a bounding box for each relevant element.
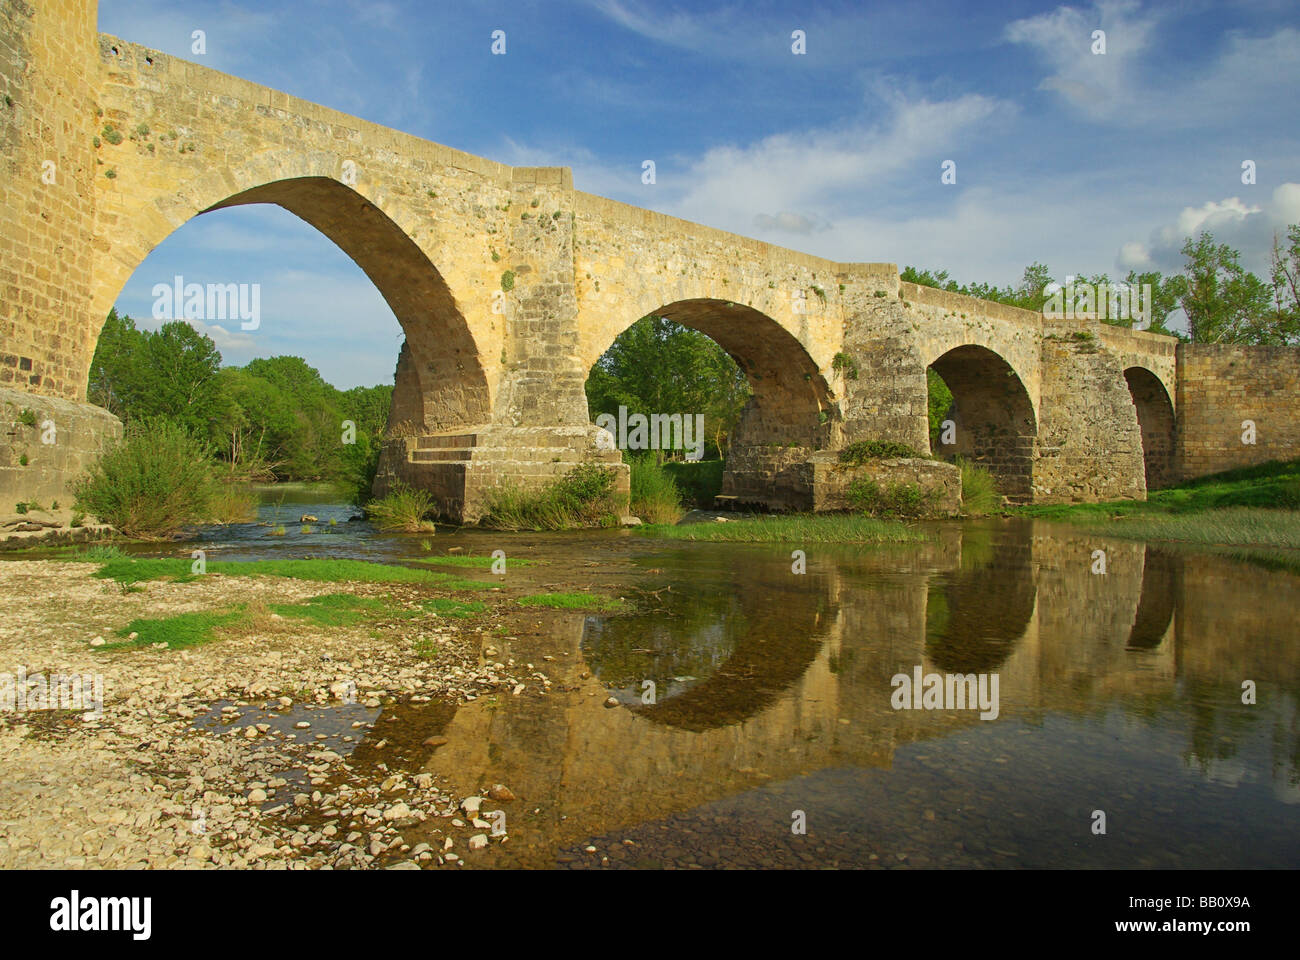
[0,388,121,507]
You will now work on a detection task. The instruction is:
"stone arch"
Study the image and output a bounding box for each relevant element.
[1123,366,1176,490]
[927,344,1037,501]
[91,171,491,433]
[585,298,836,509]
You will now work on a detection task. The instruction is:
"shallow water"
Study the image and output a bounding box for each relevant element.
[91,490,1300,867]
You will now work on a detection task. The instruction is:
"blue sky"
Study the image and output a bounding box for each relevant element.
[101,0,1300,388]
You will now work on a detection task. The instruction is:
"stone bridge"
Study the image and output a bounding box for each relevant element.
[4,2,1298,518]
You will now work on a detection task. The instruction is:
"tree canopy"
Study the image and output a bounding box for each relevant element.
[902,221,1300,346]
[88,309,392,491]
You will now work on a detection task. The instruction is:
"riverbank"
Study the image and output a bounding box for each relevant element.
[0,554,621,869]
[1012,460,1300,555]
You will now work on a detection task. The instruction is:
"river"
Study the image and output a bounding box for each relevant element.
[100,485,1300,868]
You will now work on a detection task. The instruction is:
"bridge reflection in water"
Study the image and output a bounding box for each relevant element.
[423,522,1300,868]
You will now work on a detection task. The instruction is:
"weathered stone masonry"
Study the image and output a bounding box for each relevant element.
[1,1,1297,518]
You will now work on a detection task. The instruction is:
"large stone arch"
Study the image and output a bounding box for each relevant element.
[90,169,492,433]
[1123,365,1176,490]
[926,344,1038,501]
[584,298,837,509]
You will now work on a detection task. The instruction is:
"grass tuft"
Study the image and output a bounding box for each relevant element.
[517,591,623,611]
[628,455,684,524]
[365,482,437,532]
[958,458,998,516]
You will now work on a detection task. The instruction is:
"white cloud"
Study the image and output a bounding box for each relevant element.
[1117,183,1300,274]
[1006,0,1157,119]
[1008,5,1300,130]
[186,319,257,351]
[664,90,1014,237]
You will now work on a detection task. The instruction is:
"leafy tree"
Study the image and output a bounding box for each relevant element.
[1179,232,1276,344]
[87,308,142,419]
[86,310,221,432]
[1268,225,1300,343]
[586,316,750,459]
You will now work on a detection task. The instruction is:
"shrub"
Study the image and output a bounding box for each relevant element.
[663,459,724,506]
[958,458,998,516]
[480,463,620,530]
[209,483,258,524]
[839,440,922,465]
[365,482,437,532]
[628,455,684,524]
[72,418,221,540]
[847,477,939,518]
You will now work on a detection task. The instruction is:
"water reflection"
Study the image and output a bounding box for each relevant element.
[432,521,1299,867]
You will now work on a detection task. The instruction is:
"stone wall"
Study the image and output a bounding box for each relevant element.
[1176,343,1300,480]
[0,0,100,401]
[1031,324,1147,503]
[802,452,962,516]
[0,386,121,507]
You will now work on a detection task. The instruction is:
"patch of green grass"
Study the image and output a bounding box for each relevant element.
[1017,459,1300,521]
[422,597,486,618]
[639,514,931,543]
[1014,460,1300,552]
[517,591,623,611]
[1059,508,1300,551]
[91,557,201,585]
[104,608,246,650]
[269,593,391,627]
[89,556,492,588]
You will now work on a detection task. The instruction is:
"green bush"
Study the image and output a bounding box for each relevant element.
[72,418,222,540]
[209,482,258,524]
[958,458,998,516]
[480,463,620,530]
[365,482,437,532]
[629,455,684,524]
[847,477,939,518]
[662,459,724,506]
[839,440,923,465]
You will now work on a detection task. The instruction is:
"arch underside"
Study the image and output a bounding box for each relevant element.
[929,345,1037,502]
[1123,366,1176,490]
[206,177,490,433]
[621,298,836,510]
